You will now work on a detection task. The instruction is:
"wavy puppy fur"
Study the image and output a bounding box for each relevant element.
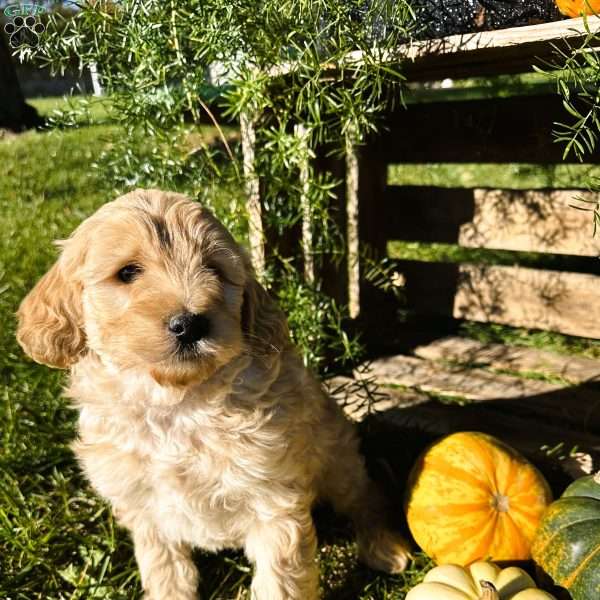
[17,189,410,600]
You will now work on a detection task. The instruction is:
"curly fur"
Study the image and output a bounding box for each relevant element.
[17,189,410,600]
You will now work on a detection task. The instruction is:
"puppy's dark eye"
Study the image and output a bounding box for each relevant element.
[117,264,143,283]
[205,263,222,278]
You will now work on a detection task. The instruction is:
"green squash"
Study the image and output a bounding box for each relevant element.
[531,471,600,600]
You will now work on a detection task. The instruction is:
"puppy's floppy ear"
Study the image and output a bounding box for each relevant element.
[242,275,289,355]
[16,240,86,369]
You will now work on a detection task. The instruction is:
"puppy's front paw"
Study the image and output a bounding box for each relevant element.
[357,527,412,574]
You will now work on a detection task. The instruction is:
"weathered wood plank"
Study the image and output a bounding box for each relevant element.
[382,94,600,164]
[398,16,600,81]
[454,264,600,338]
[346,131,360,318]
[370,395,600,482]
[460,189,600,256]
[313,149,349,307]
[391,17,598,62]
[385,187,600,257]
[414,336,600,384]
[364,354,562,400]
[240,111,265,278]
[328,377,600,485]
[295,124,314,284]
[396,260,600,339]
[325,375,429,420]
[356,136,399,348]
[272,17,600,82]
[360,353,600,433]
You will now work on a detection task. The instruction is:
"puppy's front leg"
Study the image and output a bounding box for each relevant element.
[132,525,199,600]
[244,509,319,600]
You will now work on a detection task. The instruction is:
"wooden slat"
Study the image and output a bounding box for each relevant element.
[240,111,265,278]
[386,187,600,256]
[367,395,600,483]
[271,17,600,82]
[461,189,600,255]
[454,263,600,338]
[295,124,314,284]
[313,149,349,308]
[382,94,600,164]
[325,375,429,421]
[397,260,600,339]
[361,353,600,433]
[373,17,600,82]
[356,136,400,347]
[364,354,562,400]
[414,336,600,384]
[346,132,360,318]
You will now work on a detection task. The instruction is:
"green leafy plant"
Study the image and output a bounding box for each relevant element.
[537,16,600,230]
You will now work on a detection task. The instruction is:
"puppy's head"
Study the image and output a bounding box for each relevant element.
[17,189,288,387]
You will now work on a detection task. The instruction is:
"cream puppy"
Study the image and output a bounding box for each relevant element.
[17,189,410,600]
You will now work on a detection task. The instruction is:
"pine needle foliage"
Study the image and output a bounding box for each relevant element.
[537,16,600,231]
[32,0,413,373]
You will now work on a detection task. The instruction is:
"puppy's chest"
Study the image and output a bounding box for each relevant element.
[145,436,253,548]
[78,410,273,548]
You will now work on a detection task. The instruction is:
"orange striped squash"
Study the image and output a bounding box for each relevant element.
[556,0,600,17]
[405,432,552,565]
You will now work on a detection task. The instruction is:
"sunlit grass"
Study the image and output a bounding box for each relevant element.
[388,162,600,190]
[28,94,113,124]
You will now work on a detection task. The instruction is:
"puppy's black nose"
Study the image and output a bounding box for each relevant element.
[168,313,210,344]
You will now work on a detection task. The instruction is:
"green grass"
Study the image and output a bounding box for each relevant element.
[388,241,569,269]
[404,72,555,105]
[0,122,134,599]
[460,321,600,359]
[0,103,429,599]
[28,95,113,125]
[388,162,600,189]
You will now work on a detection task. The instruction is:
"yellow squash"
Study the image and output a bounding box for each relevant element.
[555,0,600,17]
[406,562,557,600]
[405,432,552,565]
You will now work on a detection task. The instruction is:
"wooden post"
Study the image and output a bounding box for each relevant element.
[295,124,315,284]
[346,130,360,318]
[357,136,398,349]
[240,110,266,279]
[313,146,349,309]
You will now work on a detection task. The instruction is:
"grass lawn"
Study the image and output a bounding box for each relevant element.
[0,100,432,599]
[3,94,598,599]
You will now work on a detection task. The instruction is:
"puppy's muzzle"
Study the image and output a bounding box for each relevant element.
[169,312,210,347]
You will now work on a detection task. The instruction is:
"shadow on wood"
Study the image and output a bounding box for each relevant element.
[386,187,600,257]
[394,260,600,339]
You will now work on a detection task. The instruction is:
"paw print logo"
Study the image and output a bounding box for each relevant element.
[4,15,45,49]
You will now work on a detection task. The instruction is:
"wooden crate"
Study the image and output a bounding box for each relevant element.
[248,19,600,334]
[298,19,600,343]
[249,18,600,480]
[376,94,600,336]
